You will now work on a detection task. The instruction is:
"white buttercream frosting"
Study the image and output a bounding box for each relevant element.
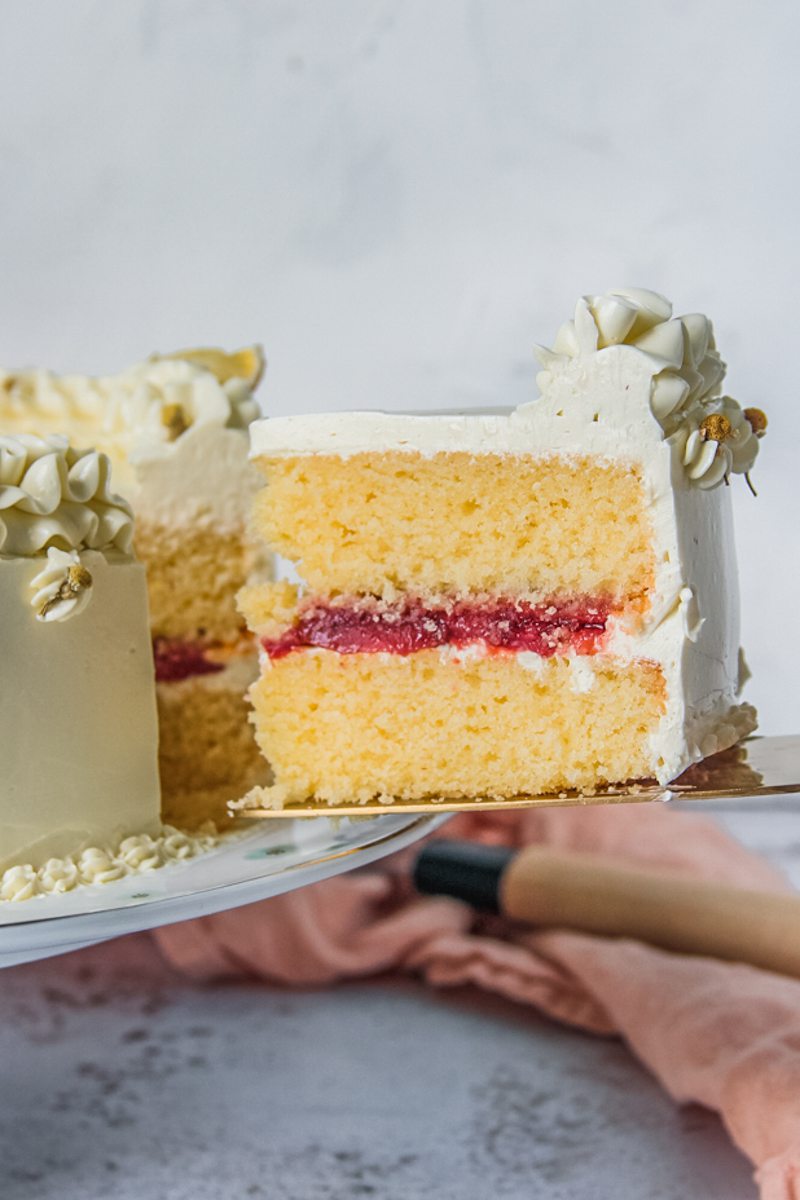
[0,821,237,902]
[251,289,764,493]
[534,288,762,490]
[0,434,134,558]
[0,357,259,462]
[0,353,266,535]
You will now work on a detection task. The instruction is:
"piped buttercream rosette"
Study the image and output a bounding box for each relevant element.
[0,433,134,558]
[0,823,226,902]
[119,359,261,456]
[0,346,263,465]
[535,288,766,490]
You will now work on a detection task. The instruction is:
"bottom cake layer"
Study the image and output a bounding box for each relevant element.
[248,649,671,807]
[157,654,270,828]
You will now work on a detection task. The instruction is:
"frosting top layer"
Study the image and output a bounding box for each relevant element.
[250,288,766,492]
[0,434,134,558]
[0,350,263,473]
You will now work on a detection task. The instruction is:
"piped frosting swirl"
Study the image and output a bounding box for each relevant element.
[0,434,134,558]
[535,288,765,489]
[0,822,231,902]
[0,348,263,469]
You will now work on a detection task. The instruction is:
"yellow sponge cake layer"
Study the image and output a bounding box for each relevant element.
[157,672,268,829]
[254,452,655,601]
[248,650,666,806]
[136,523,257,642]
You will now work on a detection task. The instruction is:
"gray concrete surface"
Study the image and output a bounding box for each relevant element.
[4,800,795,1200]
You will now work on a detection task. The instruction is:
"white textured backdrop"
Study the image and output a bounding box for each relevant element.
[0,0,796,733]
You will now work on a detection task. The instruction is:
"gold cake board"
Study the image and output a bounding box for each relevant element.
[240,734,800,818]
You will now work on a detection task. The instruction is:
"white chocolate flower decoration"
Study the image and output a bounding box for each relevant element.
[30,546,94,622]
[535,289,766,491]
[674,398,766,491]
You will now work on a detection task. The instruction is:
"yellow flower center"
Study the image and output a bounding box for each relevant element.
[699,413,733,443]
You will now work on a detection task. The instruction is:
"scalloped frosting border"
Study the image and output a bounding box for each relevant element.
[0,821,246,902]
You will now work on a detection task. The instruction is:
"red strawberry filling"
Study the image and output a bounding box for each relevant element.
[153,638,225,683]
[262,596,612,660]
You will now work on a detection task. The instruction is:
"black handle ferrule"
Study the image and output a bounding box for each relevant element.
[413,840,515,913]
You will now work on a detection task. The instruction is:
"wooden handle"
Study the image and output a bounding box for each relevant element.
[500,846,800,978]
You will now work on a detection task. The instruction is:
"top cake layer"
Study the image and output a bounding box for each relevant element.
[250,350,671,604]
[249,289,765,612]
[255,449,655,603]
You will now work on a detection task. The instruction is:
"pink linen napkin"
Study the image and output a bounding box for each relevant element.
[154,805,800,1198]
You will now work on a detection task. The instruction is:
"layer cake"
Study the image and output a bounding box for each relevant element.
[239,289,764,808]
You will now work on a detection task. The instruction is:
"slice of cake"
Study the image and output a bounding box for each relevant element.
[0,348,271,827]
[238,288,764,809]
[0,434,161,869]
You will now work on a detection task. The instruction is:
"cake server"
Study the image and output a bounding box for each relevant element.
[239,733,800,818]
[412,838,800,979]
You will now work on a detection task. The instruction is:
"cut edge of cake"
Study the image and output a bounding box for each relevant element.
[237,288,764,810]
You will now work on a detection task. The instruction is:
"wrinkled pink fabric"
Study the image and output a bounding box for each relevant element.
[155,806,800,1197]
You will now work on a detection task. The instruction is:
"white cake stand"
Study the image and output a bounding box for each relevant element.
[0,813,446,969]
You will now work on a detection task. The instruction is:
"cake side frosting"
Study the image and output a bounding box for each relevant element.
[0,434,162,872]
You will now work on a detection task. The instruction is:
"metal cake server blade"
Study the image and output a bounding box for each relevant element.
[238,734,800,819]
